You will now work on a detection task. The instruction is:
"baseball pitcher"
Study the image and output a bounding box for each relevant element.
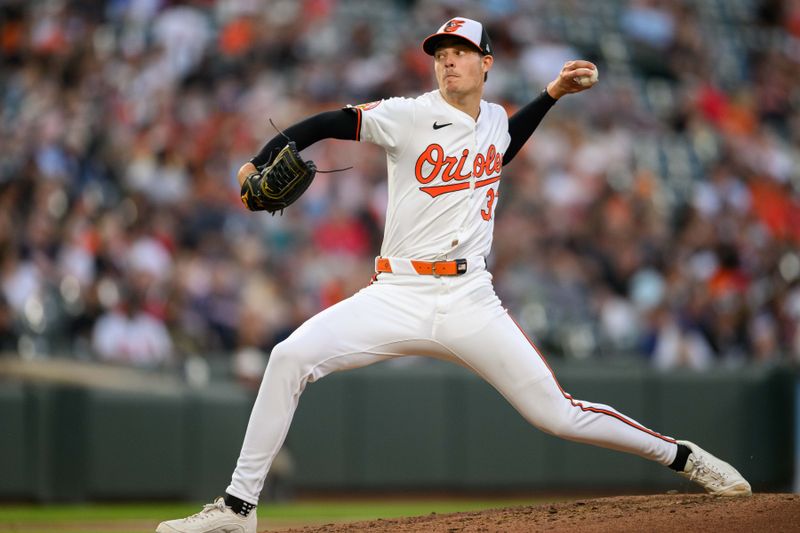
[158,17,751,533]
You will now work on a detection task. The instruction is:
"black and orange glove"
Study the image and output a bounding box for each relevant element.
[240,141,317,214]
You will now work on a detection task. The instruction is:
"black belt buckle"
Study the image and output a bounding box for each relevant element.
[455,258,468,275]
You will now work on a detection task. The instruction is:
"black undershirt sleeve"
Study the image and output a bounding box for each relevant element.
[250,109,360,167]
[503,89,558,166]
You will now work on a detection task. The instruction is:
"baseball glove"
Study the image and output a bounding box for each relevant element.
[240,141,317,214]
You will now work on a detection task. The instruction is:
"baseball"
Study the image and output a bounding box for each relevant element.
[576,67,599,87]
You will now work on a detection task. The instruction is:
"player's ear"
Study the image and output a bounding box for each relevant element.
[482,54,493,82]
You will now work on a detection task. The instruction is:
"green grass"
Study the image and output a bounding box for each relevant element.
[0,498,549,533]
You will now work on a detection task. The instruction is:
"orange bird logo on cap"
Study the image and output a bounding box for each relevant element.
[444,19,465,33]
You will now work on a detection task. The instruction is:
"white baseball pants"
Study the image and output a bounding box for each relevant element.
[226,263,678,504]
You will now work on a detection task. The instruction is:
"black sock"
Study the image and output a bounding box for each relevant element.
[224,493,257,517]
[668,443,691,472]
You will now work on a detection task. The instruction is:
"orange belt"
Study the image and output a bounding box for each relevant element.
[375,257,469,276]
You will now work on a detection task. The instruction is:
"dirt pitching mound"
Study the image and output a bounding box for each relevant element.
[275,493,800,533]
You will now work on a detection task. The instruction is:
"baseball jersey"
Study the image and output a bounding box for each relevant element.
[348,90,511,261]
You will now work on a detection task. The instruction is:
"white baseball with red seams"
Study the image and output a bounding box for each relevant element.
[224,86,679,505]
[577,67,599,87]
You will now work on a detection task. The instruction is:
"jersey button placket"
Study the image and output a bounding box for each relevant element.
[454,128,479,245]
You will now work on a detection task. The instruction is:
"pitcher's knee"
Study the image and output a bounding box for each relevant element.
[539,417,576,439]
[518,397,576,438]
[266,338,303,375]
[266,335,328,379]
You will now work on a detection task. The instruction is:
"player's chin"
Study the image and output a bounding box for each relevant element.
[441,75,460,86]
[442,78,468,95]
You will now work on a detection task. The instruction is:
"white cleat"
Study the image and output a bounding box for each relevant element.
[156,497,257,533]
[677,440,752,496]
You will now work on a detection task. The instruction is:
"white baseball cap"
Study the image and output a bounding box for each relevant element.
[422,17,493,56]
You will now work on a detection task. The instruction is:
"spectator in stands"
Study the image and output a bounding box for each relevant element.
[91,282,173,367]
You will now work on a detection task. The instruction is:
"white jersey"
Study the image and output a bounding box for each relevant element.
[350,89,511,260]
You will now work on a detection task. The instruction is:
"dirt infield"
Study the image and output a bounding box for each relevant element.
[275,493,800,533]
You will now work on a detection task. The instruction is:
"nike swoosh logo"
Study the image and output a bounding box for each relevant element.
[432,122,452,130]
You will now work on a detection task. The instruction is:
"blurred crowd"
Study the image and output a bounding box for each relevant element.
[1,0,799,377]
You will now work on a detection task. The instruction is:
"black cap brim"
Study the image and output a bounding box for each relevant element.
[422,33,485,56]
